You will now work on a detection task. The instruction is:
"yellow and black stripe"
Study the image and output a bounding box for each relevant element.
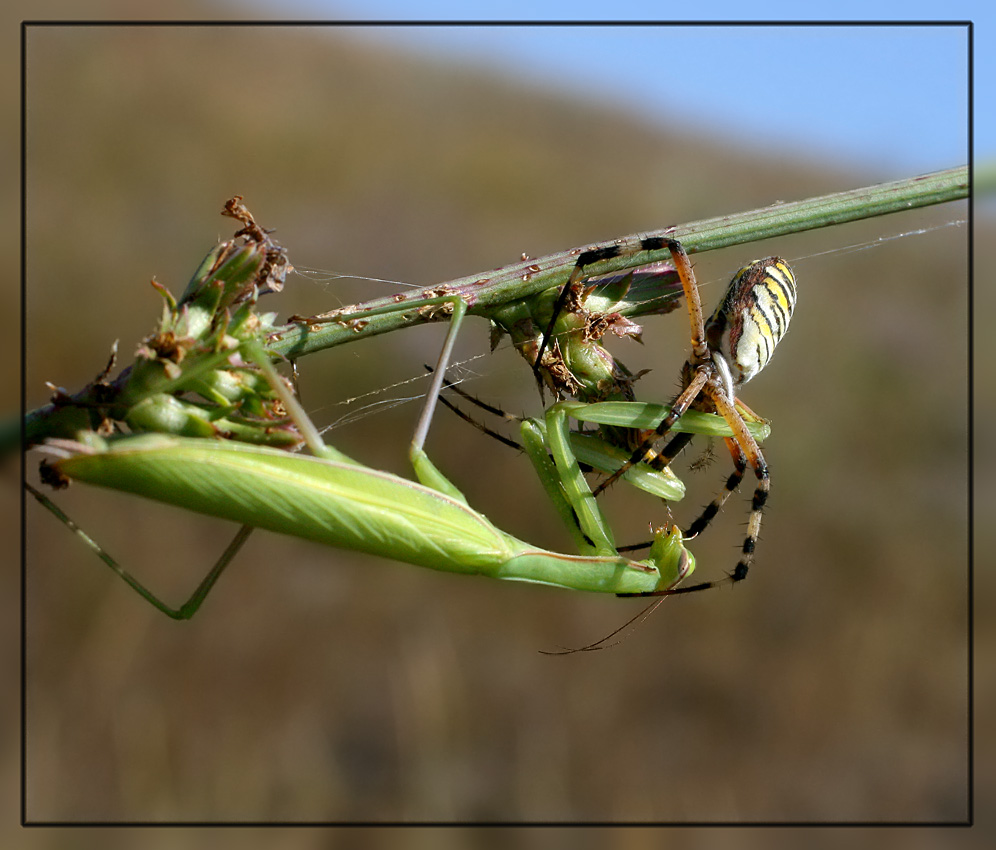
[707,258,797,388]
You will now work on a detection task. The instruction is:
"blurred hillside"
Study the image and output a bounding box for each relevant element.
[5,9,985,847]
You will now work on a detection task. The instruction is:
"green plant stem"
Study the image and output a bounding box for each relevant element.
[267,165,968,360]
[13,165,969,457]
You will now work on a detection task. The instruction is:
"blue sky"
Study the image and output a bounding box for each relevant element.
[232,1,985,178]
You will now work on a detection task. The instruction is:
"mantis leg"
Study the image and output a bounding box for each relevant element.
[27,481,254,620]
[405,297,474,502]
[517,418,606,558]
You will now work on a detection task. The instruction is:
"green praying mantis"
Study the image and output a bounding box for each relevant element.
[26,199,770,619]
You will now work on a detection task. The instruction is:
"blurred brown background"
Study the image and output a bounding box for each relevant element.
[3,6,987,849]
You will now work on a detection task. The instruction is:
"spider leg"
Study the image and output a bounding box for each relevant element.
[532,246,620,398]
[643,431,694,473]
[737,448,769,583]
[703,386,769,585]
[684,436,746,539]
[664,239,709,361]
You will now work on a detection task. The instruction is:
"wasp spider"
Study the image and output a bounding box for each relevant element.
[591,239,797,596]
